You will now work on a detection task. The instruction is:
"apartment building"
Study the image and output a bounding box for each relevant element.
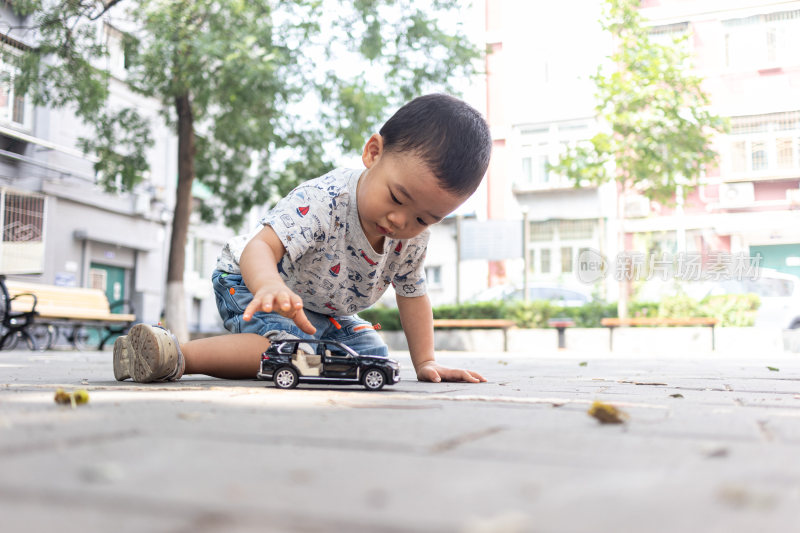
[0,8,231,333]
[483,0,800,298]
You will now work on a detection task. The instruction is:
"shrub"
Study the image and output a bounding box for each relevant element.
[358,293,759,330]
[700,293,759,327]
[358,306,402,331]
[432,301,510,319]
[657,294,702,319]
[507,300,555,328]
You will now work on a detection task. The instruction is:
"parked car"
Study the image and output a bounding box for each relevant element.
[709,269,800,329]
[471,283,594,307]
[257,338,401,390]
[636,268,800,329]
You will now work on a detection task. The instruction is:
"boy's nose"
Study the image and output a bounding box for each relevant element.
[387,211,407,230]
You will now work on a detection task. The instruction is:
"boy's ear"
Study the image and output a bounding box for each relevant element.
[362,134,384,168]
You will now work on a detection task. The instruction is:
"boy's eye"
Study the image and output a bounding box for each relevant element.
[390,191,402,205]
[417,217,428,226]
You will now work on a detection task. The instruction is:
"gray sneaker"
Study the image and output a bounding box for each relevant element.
[113,335,132,381]
[113,324,184,383]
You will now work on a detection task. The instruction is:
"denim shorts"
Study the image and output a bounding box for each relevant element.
[212,270,388,356]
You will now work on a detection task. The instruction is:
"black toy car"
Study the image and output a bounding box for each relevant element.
[257,339,401,390]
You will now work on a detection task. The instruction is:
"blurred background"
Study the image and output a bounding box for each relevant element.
[0,0,798,343]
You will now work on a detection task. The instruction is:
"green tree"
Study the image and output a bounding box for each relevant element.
[1,0,481,340]
[551,0,725,317]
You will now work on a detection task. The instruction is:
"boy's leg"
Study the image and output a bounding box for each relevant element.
[181,333,270,379]
[325,314,389,356]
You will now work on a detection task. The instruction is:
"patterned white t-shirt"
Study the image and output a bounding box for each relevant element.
[216,168,429,316]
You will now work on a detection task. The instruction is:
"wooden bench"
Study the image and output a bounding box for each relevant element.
[1,277,136,350]
[600,317,719,351]
[433,318,516,352]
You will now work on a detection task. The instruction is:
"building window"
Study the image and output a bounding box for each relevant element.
[723,10,800,69]
[777,137,793,168]
[557,219,594,240]
[649,22,690,50]
[516,122,593,190]
[0,189,46,274]
[527,248,535,273]
[540,249,551,274]
[192,236,204,276]
[425,265,442,289]
[751,140,768,170]
[529,220,556,242]
[104,23,131,80]
[0,61,31,130]
[726,111,800,177]
[561,246,573,273]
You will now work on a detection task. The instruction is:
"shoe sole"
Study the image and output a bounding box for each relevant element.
[113,336,131,381]
[128,324,177,383]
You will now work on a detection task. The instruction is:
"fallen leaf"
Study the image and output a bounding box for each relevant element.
[54,389,71,405]
[73,390,89,405]
[54,388,89,409]
[579,361,588,367]
[497,360,509,366]
[669,393,684,399]
[587,400,628,424]
[767,366,779,372]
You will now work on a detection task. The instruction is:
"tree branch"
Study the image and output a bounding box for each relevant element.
[88,0,126,21]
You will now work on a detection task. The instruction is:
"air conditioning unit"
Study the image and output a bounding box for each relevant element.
[623,194,650,218]
[719,182,754,206]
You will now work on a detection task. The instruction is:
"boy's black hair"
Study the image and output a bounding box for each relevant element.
[379,94,492,197]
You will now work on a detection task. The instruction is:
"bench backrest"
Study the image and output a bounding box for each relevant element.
[6,280,113,319]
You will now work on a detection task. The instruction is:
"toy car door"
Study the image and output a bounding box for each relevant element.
[320,342,358,379]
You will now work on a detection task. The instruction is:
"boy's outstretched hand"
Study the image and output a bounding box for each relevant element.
[416,361,486,383]
[243,282,316,335]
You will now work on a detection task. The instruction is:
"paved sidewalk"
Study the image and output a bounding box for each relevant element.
[1,346,799,533]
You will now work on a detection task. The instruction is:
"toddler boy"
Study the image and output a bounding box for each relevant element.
[114,94,492,384]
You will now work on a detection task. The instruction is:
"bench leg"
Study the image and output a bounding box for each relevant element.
[556,327,567,350]
[608,327,615,352]
[503,329,509,352]
[710,325,715,351]
[0,330,14,350]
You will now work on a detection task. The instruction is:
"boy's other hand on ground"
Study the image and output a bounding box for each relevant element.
[243,283,316,334]
[416,361,486,383]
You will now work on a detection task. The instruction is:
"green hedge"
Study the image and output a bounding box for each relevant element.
[358,293,759,331]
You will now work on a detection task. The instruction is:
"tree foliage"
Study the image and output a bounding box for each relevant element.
[3,0,481,229]
[551,0,726,202]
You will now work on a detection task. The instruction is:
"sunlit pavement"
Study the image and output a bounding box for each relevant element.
[1,346,799,533]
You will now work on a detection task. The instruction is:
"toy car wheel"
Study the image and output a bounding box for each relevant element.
[362,368,385,391]
[274,366,299,389]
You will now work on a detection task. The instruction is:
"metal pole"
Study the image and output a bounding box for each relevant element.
[522,209,529,302]
[455,214,462,305]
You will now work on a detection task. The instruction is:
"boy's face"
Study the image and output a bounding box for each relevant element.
[357,134,468,251]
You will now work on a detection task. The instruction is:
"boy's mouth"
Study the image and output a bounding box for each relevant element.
[377,224,392,236]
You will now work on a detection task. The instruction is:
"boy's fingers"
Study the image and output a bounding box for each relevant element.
[243,298,263,321]
[275,292,292,311]
[293,308,316,335]
[420,366,441,383]
[469,370,487,382]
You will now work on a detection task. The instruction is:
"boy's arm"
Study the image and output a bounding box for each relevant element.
[239,225,315,334]
[396,293,486,383]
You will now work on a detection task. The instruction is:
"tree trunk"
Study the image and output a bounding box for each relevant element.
[165,92,195,343]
